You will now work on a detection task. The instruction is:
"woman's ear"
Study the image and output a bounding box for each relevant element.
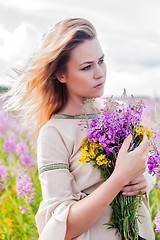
[55,72,67,83]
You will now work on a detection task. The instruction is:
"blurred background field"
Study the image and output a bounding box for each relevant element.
[1,0,160,239]
[0,92,160,239]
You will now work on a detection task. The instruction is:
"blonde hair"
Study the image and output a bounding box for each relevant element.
[3,18,97,145]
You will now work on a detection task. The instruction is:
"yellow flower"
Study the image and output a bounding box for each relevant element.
[9,228,13,235]
[81,146,88,154]
[135,123,154,139]
[79,155,87,165]
[146,129,154,138]
[81,138,87,146]
[79,148,89,164]
[96,154,111,167]
[1,233,5,239]
[5,218,12,227]
[80,138,111,167]
[1,204,6,214]
[98,143,104,151]
[89,148,96,158]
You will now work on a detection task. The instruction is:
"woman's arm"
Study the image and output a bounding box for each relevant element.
[65,134,149,239]
[65,171,127,240]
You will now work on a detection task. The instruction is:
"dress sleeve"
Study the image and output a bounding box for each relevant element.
[143,168,156,208]
[35,124,86,240]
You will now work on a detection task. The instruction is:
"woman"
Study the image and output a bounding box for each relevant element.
[5,18,155,239]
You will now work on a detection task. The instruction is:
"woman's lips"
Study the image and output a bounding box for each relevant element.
[94,82,104,89]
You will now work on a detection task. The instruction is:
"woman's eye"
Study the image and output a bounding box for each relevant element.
[99,58,104,64]
[81,65,91,71]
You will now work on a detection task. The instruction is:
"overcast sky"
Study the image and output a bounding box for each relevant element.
[0,0,160,97]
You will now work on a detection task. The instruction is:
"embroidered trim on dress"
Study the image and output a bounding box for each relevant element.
[53,113,97,119]
[38,163,69,176]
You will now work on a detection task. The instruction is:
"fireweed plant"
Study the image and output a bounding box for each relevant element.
[79,93,160,240]
[0,106,41,239]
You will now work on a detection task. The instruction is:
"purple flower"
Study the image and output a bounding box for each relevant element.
[154,217,160,232]
[0,165,7,177]
[147,152,160,175]
[4,139,16,153]
[19,206,27,214]
[16,174,34,197]
[16,142,33,165]
[20,155,32,165]
[29,193,37,204]
[16,143,29,156]
[16,174,36,206]
[86,99,144,159]
[0,164,8,191]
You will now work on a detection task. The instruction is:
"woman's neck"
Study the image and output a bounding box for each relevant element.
[57,97,98,115]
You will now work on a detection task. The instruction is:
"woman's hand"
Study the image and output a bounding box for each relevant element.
[114,133,149,186]
[121,174,147,196]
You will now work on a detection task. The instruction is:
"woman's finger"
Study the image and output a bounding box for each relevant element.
[119,134,132,154]
[122,188,146,196]
[135,133,149,153]
[121,181,147,193]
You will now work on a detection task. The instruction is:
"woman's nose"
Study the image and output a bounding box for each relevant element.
[94,64,106,79]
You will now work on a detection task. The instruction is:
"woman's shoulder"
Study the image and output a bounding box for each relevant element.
[38,115,79,142]
[40,117,56,130]
[38,117,64,142]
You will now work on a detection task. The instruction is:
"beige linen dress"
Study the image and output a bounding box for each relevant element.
[35,114,155,240]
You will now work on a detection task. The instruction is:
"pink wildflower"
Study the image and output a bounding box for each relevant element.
[20,155,32,165]
[4,139,15,153]
[16,143,29,156]
[0,164,8,191]
[16,142,33,165]
[16,174,34,198]
[19,206,27,214]
[0,165,7,177]
[154,217,160,232]
[16,174,36,214]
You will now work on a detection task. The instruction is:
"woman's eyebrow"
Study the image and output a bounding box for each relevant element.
[79,54,105,66]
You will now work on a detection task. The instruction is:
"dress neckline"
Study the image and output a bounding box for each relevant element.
[52,113,98,119]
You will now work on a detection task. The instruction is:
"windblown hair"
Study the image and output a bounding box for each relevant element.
[3,18,97,146]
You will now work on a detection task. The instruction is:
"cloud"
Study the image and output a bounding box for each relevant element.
[0,22,41,65]
[0,0,160,96]
[104,62,160,97]
[0,22,42,86]
[103,31,160,67]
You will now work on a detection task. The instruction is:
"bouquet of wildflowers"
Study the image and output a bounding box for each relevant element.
[79,93,160,240]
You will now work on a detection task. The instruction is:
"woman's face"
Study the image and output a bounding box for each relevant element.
[59,38,106,102]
